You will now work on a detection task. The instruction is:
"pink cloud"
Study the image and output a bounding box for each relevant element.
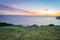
[0,5,38,15]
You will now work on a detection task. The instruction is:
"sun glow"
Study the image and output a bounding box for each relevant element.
[47,10,56,14]
[41,8,56,14]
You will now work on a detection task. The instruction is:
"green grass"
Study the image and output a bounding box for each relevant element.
[0,26,60,40]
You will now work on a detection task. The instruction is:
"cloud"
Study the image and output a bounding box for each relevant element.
[3,0,23,6]
[0,5,38,15]
[0,5,59,16]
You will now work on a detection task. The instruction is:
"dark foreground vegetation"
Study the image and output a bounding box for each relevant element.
[0,22,60,40]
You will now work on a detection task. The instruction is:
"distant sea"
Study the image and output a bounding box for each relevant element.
[0,15,60,25]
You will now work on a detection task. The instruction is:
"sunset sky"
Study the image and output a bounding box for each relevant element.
[0,0,60,16]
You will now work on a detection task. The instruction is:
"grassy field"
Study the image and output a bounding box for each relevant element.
[0,26,60,40]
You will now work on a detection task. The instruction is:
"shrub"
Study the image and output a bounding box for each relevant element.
[30,24,39,27]
[0,22,13,26]
[48,24,55,26]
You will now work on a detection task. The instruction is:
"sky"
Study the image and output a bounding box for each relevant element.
[0,0,60,16]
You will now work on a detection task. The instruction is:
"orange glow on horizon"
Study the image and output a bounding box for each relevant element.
[0,10,60,16]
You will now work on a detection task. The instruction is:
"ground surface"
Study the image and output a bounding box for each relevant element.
[0,26,60,40]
